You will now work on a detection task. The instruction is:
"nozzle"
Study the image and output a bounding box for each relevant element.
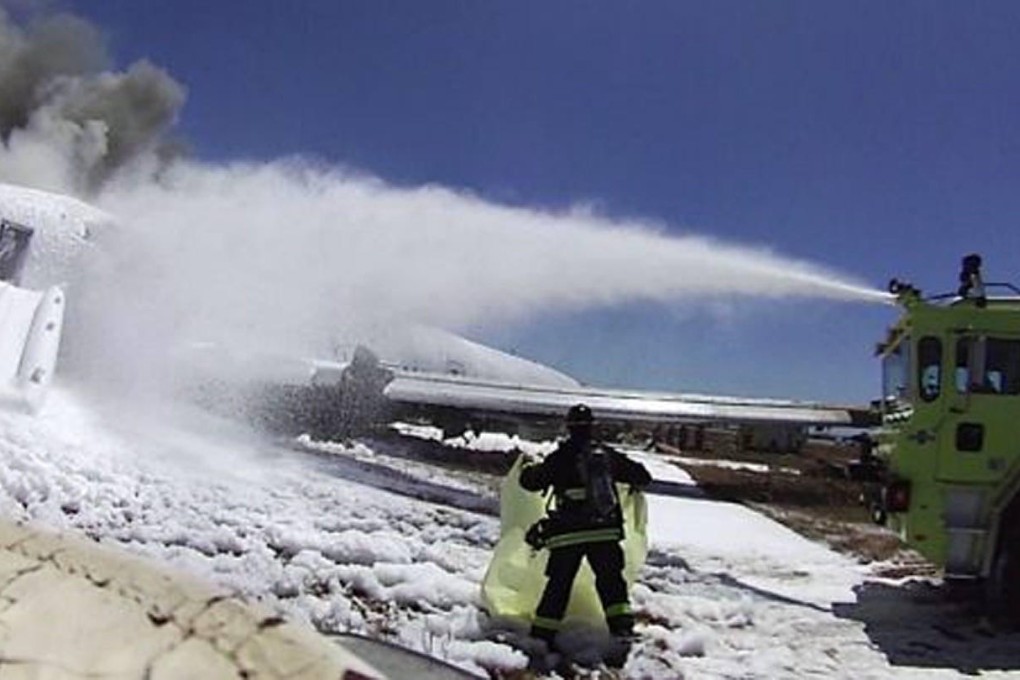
[888,278,921,301]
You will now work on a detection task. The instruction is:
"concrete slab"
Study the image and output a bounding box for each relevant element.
[0,550,38,591]
[149,638,241,680]
[192,598,261,654]
[237,623,338,677]
[0,522,31,550]
[0,566,182,675]
[0,518,387,679]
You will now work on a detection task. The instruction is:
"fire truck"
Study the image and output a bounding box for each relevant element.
[871,254,1020,612]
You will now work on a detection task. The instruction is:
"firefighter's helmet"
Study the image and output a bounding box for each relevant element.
[566,403,594,427]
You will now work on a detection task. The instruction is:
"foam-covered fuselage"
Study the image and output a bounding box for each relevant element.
[0,184,103,412]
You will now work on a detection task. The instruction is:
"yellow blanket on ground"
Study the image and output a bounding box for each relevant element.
[480,454,648,630]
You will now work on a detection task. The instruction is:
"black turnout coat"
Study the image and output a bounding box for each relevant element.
[519,439,652,548]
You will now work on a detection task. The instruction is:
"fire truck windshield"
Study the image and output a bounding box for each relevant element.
[882,336,912,406]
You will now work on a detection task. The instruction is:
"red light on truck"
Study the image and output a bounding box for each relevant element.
[886,480,911,512]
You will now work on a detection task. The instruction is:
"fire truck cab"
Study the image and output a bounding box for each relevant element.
[873,255,1020,612]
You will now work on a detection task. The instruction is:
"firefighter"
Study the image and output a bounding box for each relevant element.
[520,403,652,650]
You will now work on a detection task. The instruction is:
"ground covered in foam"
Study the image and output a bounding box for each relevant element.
[1,389,1018,678]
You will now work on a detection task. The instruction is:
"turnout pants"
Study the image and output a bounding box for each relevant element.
[531,540,634,643]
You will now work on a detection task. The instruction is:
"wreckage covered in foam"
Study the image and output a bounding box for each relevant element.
[0,219,63,411]
[0,184,105,411]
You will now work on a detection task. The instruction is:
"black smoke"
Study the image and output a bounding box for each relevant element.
[0,6,186,194]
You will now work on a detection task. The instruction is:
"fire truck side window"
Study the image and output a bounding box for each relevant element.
[917,337,942,402]
[955,337,1020,395]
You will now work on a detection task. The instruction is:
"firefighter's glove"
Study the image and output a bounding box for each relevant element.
[521,451,542,466]
[524,519,549,550]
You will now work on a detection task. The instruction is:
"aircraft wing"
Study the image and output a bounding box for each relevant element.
[176,344,876,441]
[383,370,874,429]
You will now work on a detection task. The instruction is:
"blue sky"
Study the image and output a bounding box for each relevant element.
[66,0,1020,402]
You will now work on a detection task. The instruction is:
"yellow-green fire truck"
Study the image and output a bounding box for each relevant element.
[871,254,1020,612]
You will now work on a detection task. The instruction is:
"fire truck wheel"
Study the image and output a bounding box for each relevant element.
[986,544,1020,623]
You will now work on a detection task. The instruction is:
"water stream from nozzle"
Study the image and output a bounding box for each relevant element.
[81,161,892,368]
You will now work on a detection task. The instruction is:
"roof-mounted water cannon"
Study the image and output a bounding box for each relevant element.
[887,277,921,306]
[957,253,987,308]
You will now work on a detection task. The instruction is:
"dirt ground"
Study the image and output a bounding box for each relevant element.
[384,426,936,577]
[653,436,936,576]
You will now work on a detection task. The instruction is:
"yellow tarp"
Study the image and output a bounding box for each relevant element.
[480,454,648,630]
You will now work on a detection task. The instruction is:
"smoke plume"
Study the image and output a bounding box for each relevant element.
[0,7,185,195]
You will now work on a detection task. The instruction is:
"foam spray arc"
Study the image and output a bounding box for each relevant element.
[88,162,893,363]
[0,7,892,382]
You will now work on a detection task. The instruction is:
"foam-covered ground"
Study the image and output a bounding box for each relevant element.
[3,389,1017,678]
